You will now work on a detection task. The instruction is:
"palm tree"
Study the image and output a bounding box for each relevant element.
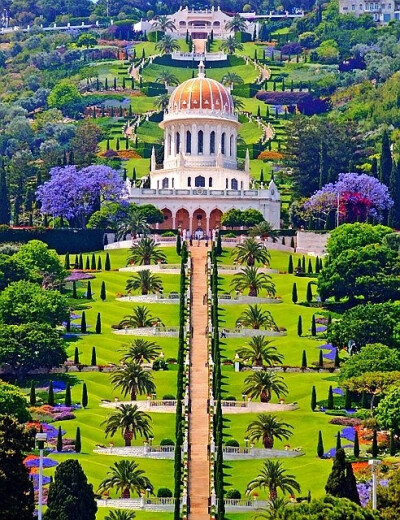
[105,511,136,520]
[254,497,290,519]
[156,71,179,86]
[116,206,149,241]
[120,339,161,364]
[221,72,244,89]
[155,93,170,111]
[232,238,271,266]
[152,15,176,33]
[98,460,153,499]
[220,36,243,55]
[102,404,152,447]
[236,336,283,367]
[243,370,288,403]
[111,362,156,400]
[225,14,248,33]
[119,305,164,329]
[236,304,277,330]
[249,221,280,242]
[126,270,163,295]
[127,238,167,266]
[245,414,293,449]
[155,35,180,55]
[246,460,300,500]
[231,266,276,297]
[232,96,245,112]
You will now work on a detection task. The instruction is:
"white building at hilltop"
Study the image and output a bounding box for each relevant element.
[126,63,280,235]
[339,0,400,22]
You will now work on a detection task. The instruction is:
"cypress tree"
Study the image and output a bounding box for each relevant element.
[288,254,293,273]
[334,348,340,368]
[361,390,368,409]
[301,350,307,368]
[48,381,54,406]
[75,427,81,453]
[307,259,313,274]
[306,282,313,302]
[311,315,316,336]
[95,312,101,334]
[325,448,360,504]
[64,253,70,270]
[82,383,88,408]
[45,460,97,518]
[90,253,96,270]
[85,256,90,270]
[91,347,97,366]
[354,430,360,458]
[100,281,106,301]
[380,129,392,186]
[290,236,295,248]
[74,346,80,364]
[372,430,378,458]
[74,255,79,269]
[319,349,323,368]
[388,161,400,228]
[302,255,306,271]
[97,256,102,270]
[336,431,342,450]
[29,381,36,406]
[176,233,181,256]
[78,253,83,270]
[65,383,71,407]
[297,315,302,336]
[282,237,285,245]
[370,156,378,177]
[0,165,10,224]
[389,430,396,456]
[57,426,63,452]
[292,282,298,303]
[86,281,92,299]
[72,281,77,299]
[216,233,222,256]
[260,169,264,183]
[327,385,334,409]
[311,385,317,411]
[317,430,324,458]
[297,258,301,269]
[81,312,87,334]
[105,253,111,271]
[66,315,71,332]
[315,256,320,273]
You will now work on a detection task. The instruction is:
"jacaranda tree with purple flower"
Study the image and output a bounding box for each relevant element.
[36,165,126,228]
[304,173,393,228]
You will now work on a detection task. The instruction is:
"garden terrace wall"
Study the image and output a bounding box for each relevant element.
[0,227,104,254]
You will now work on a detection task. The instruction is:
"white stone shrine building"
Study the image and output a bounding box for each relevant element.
[126,63,280,235]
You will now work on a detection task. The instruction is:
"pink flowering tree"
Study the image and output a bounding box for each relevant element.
[304,173,393,227]
[36,165,126,228]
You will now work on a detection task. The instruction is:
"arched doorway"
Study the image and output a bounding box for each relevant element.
[192,208,207,236]
[159,208,173,230]
[176,208,190,231]
[209,209,223,231]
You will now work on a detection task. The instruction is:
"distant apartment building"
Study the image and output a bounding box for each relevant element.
[339,0,400,23]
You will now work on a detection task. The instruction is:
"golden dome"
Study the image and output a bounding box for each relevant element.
[168,63,234,115]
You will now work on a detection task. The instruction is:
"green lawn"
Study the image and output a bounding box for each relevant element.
[23,247,183,518]
[238,120,263,145]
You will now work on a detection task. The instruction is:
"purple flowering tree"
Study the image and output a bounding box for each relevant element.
[304,173,393,227]
[36,165,126,227]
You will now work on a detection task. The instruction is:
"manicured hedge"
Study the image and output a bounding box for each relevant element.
[147,30,164,42]
[232,83,259,98]
[0,227,105,254]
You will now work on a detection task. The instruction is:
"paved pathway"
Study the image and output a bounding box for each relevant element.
[193,39,206,53]
[188,245,210,520]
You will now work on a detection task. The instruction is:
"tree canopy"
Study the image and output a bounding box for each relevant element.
[338,344,400,383]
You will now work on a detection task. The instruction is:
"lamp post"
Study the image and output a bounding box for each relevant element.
[368,459,381,510]
[35,432,47,520]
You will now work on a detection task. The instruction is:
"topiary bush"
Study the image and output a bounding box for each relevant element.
[225,439,239,447]
[161,231,176,237]
[157,487,173,497]
[162,394,176,400]
[160,438,175,446]
[226,489,241,499]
